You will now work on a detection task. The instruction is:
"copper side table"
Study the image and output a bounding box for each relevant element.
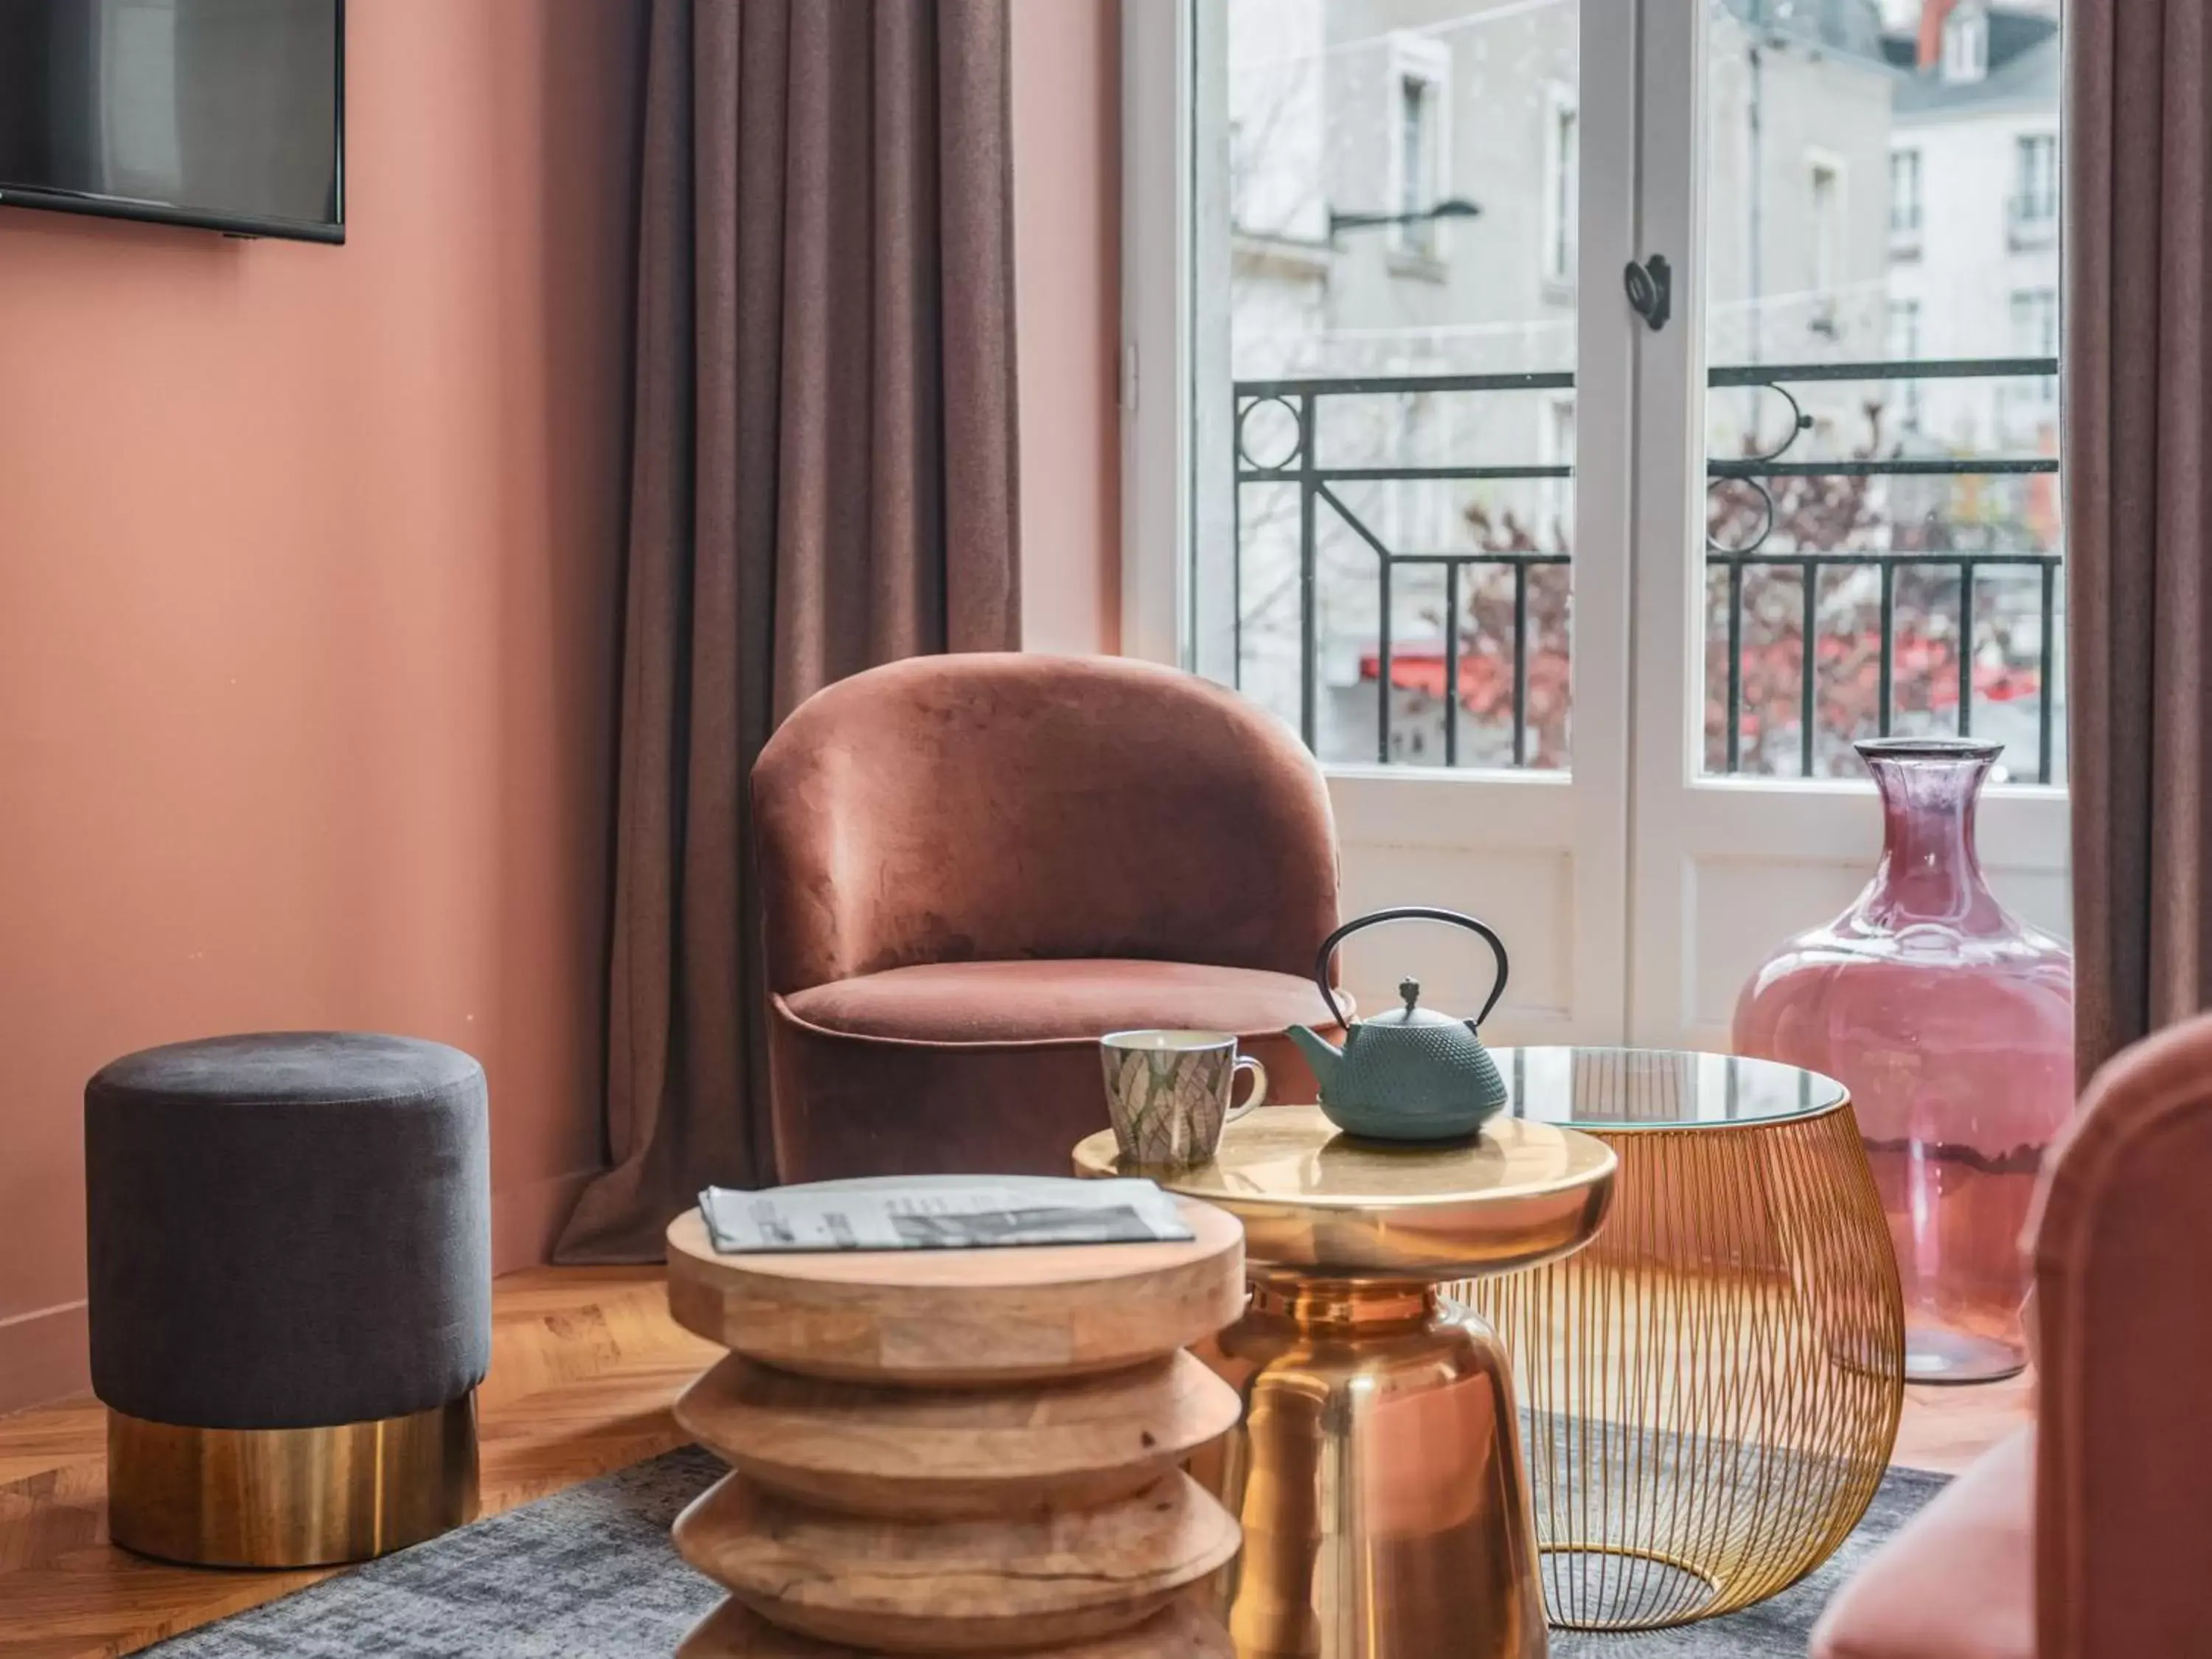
[1450,1048,1905,1631]
[1075,1107,1616,1659]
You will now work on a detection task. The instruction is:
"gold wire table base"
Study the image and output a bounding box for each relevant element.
[1454,1078,1905,1631]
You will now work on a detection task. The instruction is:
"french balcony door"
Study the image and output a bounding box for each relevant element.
[1124,0,2070,1048]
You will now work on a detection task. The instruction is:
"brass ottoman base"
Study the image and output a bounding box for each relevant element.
[107,1394,480,1568]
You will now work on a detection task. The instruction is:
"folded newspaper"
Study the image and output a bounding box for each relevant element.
[698,1175,1194,1253]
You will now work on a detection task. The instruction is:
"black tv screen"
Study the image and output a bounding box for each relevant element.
[0,0,343,243]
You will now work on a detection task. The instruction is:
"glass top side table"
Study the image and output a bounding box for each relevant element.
[1075,1107,1617,1659]
[1456,1047,1905,1631]
[1497,1045,1847,1129]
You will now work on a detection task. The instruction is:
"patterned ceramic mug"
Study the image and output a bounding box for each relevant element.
[1098,1029,1269,1167]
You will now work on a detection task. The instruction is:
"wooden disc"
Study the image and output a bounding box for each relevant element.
[675,1594,1237,1658]
[664,1200,1244,1385]
[672,1470,1241,1653]
[676,1349,1242,1518]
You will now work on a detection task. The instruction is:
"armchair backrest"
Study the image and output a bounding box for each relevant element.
[2031,1012,2212,1658]
[752,653,1340,993]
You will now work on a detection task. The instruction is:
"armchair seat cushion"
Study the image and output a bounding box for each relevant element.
[783,959,1340,1046]
[768,959,1343,1183]
[1811,1428,2034,1659]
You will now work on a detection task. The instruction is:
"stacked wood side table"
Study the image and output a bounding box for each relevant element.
[663,1200,1250,1657]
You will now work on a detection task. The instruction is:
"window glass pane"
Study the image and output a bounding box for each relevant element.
[1888,147,1920,236]
[1700,0,2065,786]
[1401,79,1424,208]
[1550,102,1579,282]
[1222,0,1579,771]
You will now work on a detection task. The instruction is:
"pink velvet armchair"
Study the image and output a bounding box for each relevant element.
[1812,1012,2212,1659]
[751,653,1346,1184]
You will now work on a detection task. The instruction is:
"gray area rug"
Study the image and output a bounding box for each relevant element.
[147,1447,1943,1658]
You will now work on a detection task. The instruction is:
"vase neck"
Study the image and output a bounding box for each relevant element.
[1859,748,2006,928]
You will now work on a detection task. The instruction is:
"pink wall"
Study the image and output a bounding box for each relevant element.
[0,1,644,1413]
[0,0,1123,1416]
[1012,0,1123,655]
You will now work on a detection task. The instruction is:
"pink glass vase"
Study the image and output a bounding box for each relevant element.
[1732,737,2074,1382]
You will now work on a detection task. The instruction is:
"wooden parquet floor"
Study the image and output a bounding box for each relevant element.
[0,1268,717,1658]
[0,1267,2030,1658]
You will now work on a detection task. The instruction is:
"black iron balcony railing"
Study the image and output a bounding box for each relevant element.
[1231,355,2063,782]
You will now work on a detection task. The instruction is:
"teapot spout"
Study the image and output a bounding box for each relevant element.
[1284,1024,1343,1089]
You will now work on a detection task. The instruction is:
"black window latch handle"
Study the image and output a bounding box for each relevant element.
[1624,254,1672,332]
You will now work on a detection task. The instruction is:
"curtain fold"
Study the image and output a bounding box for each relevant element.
[558,0,1020,1262]
[2067,0,2212,1085]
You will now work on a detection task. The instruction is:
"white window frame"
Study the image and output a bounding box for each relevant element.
[2011,285,2059,408]
[1122,0,2070,1048]
[1944,5,1989,83]
[1888,146,1921,240]
[1887,296,1923,429]
[1121,0,1206,672]
[1385,32,1453,260]
[1538,391,1577,553]
[1124,0,1638,1042]
[2011,288,2057,356]
[1807,149,1846,304]
[1887,297,1921,358]
[1621,6,2064,1046]
[2015,132,2059,222]
[1543,82,1580,293]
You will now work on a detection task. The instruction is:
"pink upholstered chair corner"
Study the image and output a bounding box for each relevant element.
[1812,1012,2212,1659]
[751,653,1346,1183]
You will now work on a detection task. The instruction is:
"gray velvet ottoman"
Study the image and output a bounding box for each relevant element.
[85,1032,491,1566]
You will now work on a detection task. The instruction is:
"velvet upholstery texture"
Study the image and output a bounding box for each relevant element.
[85,1033,492,1430]
[1813,1012,2212,1658]
[753,653,1343,1181]
[1810,1430,2034,1659]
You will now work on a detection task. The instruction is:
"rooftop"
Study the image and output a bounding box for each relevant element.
[1890,7,2061,118]
[1721,0,1893,61]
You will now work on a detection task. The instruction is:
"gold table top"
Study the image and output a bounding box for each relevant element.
[1072,1105,1616,1282]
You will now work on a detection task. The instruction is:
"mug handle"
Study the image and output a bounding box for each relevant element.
[1228,1056,1268,1121]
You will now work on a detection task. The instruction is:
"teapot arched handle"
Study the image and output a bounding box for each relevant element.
[1312,907,1512,1029]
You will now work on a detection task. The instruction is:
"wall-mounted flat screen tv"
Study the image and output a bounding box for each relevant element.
[0,0,343,243]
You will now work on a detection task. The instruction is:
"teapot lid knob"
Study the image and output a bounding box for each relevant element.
[1399,976,1422,1012]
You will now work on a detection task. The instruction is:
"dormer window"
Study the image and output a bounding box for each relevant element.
[1943,4,1989,83]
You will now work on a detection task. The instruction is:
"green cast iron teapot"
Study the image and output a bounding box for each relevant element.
[1286,907,1511,1141]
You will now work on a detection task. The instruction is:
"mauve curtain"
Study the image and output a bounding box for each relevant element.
[2067,0,2212,1085]
[558,0,1020,1262]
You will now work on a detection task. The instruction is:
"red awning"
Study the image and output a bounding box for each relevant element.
[1363,630,2039,707]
